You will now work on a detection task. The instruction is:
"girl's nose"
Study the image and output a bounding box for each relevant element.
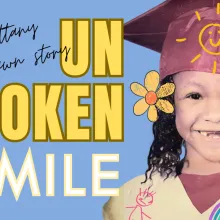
[202,100,220,123]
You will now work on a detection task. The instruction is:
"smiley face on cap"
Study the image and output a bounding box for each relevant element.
[176,6,220,74]
[199,23,220,56]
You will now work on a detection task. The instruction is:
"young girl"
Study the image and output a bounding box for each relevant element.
[103,0,220,219]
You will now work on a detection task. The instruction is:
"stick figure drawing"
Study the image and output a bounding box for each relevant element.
[126,188,156,220]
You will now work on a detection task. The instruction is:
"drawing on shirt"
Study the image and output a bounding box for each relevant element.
[209,203,220,220]
[126,188,156,219]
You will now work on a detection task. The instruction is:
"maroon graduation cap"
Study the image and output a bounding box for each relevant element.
[124,0,220,80]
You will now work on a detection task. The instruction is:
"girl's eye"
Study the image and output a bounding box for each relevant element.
[186,93,202,100]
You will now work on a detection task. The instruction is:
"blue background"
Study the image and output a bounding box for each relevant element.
[0,0,164,219]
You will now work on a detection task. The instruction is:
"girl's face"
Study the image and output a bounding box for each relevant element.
[174,71,220,163]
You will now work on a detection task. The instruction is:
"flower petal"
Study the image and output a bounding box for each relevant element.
[130,82,147,97]
[134,98,149,115]
[156,99,174,113]
[157,83,175,98]
[148,105,158,122]
[145,71,160,92]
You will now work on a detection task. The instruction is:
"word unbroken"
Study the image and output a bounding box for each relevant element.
[0,83,123,142]
[60,19,123,77]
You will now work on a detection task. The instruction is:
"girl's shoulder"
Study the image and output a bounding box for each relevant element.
[102,172,168,220]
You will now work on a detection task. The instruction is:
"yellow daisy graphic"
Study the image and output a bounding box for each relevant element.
[130,71,175,122]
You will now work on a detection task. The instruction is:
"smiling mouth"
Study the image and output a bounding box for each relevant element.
[210,39,220,47]
[198,131,220,139]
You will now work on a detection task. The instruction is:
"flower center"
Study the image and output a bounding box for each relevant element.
[145,91,157,105]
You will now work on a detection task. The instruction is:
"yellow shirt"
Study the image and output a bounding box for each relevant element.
[103,173,220,219]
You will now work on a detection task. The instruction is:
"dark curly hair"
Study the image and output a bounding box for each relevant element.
[141,74,187,184]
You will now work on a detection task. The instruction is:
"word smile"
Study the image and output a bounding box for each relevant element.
[0,148,119,200]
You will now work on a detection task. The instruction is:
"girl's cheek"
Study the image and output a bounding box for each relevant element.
[175,101,201,120]
[175,102,196,128]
